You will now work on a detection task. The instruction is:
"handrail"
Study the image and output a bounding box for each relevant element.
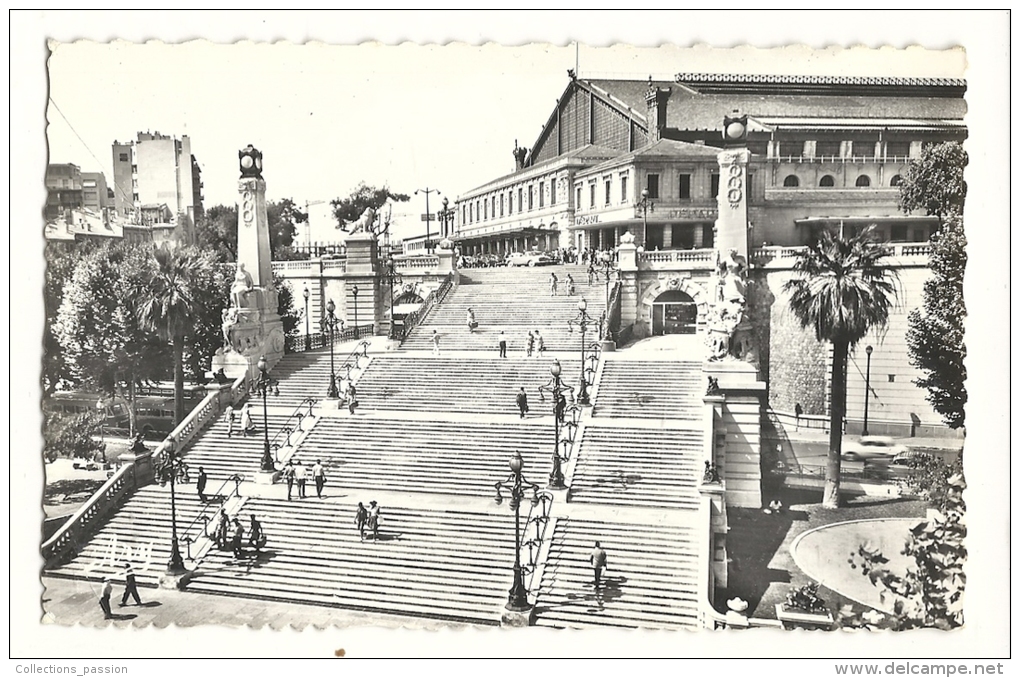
[398,272,454,341]
[285,324,375,355]
[606,280,622,343]
[520,491,555,595]
[268,397,318,452]
[179,473,245,549]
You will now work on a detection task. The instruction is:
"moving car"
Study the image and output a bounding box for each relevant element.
[841,436,909,462]
[506,251,555,267]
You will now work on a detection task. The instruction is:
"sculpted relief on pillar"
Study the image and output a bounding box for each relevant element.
[705,248,758,366]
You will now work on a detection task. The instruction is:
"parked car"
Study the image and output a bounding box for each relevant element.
[506,251,555,267]
[841,436,909,462]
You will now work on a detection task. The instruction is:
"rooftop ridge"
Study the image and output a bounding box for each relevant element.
[674,72,966,88]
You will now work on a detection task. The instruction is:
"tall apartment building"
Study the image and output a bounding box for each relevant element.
[44,163,83,220]
[111,131,203,236]
[80,172,110,214]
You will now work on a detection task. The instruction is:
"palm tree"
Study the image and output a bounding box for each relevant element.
[784,227,898,508]
[135,245,215,424]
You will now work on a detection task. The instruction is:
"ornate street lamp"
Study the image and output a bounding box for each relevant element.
[153,439,187,575]
[381,257,403,339]
[302,284,311,351]
[863,345,874,436]
[351,284,360,334]
[538,360,574,489]
[494,451,541,612]
[322,299,343,399]
[567,298,595,406]
[415,187,441,253]
[438,196,456,241]
[252,356,279,473]
[95,398,107,463]
[637,187,654,246]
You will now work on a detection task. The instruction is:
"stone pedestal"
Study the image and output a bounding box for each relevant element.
[118,449,155,487]
[254,470,278,485]
[716,147,752,258]
[500,606,535,628]
[158,570,194,590]
[703,360,765,509]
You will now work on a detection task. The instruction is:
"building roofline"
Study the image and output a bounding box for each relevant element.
[674,72,966,97]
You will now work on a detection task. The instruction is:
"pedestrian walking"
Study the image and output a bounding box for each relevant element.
[550,272,558,296]
[231,518,245,559]
[536,330,546,356]
[347,384,358,415]
[354,502,369,541]
[466,308,478,333]
[368,500,381,541]
[591,541,608,588]
[225,404,236,437]
[196,466,207,502]
[312,459,326,498]
[241,403,255,436]
[98,578,113,619]
[588,260,596,286]
[431,329,441,356]
[119,563,141,607]
[498,331,507,358]
[294,461,308,498]
[516,387,529,419]
[282,460,295,501]
[566,274,575,295]
[526,331,535,357]
[215,511,229,549]
[248,514,265,553]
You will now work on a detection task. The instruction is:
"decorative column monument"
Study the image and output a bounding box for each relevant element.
[212,145,286,381]
[703,114,764,509]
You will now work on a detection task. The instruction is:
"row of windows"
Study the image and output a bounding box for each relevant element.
[778,139,919,158]
[782,174,902,188]
[461,177,559,226]
[578,172,722,209]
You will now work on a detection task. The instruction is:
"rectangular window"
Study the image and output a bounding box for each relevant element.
[679,174,692,200]
[132,193,139,202]
[539,181,545,208]
[508,192,513,215]
[886,140,911,158]
[550,178,557,205]
[528,186,534,210]
[816,140,841,158]
[621,175,628,202]
[711,173,720,199]
[118,153,129,162]
[576,186,582,208]
[500,194,505,217]
[131,164,137,173]
[518,188,523,211]
[589,183,596,208]
[646,174,659,199]
[604,178,612,205]
[484,199,488,220]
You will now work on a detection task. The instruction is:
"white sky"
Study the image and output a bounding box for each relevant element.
[13,10,1012,662]
[45,37,965,243]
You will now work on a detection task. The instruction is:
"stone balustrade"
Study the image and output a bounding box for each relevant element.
[42,465,136,567]
[637,248,716,270]
[751,243,930,266]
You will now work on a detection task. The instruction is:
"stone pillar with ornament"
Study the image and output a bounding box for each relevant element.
[212,145,286,382]
[344,229,381,335]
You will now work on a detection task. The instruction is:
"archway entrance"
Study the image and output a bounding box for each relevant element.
[652,290,698,335]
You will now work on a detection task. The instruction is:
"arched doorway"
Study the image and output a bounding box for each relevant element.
[652,290,698,335]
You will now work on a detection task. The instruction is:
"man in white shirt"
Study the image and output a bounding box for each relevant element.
[294,461,308,499]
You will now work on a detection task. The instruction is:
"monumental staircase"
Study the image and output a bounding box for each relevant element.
[44,265,723,631]
[402,265,607,353]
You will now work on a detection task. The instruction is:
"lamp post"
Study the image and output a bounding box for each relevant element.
[382,257,403,339]
[95,398,106,462]
[637,187,654,246]
[322,299,343,398]
[302,284,311,351]
[415,187,440,253]
[863,345,874,436]
[494,451,541,612]
[351,284,360,335]
[438,196,456,241]
[252,356,279,473]
[538,360,574,489]
[567,298,595,406]
[154,439,187,575]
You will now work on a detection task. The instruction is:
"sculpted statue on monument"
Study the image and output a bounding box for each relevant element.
[348,207,377,234]
[230,262,254,308]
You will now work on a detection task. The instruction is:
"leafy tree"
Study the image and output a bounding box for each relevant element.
[331,183,410,230]
[52,243,171,434]
[784,228,898,508]
[266,198,307,255]
[195,204,238,263]
[898,141,967,224]
[43,411,105,463]
[899,452,965,514]
[134,245,218,424]
[181,261,232,384]
[43,243,87,396]
[900,142,968,431]
[845,473,966,630]
[274,273,302,338]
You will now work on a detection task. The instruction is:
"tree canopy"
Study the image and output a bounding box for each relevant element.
[195,198,309,262]
[898,141,967,223]
[331,183,409,230]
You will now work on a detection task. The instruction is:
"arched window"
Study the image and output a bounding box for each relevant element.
[890,174,903,187]
[819,175,835,187]
[855,175,872,187]
[783,175,800,187]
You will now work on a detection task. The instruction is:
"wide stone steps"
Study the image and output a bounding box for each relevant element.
[293,417,556,497]
[402,327,591,353]
[182,413,296,482]
[354,356,582,415]
[186,498,519,626]
[270,349,363,408]
[592,360,705,420]
[533,516,701,630]
[46,487,216,587]
[569,426,704,510]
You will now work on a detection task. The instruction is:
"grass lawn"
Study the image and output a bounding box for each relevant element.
[724,486,927,621]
